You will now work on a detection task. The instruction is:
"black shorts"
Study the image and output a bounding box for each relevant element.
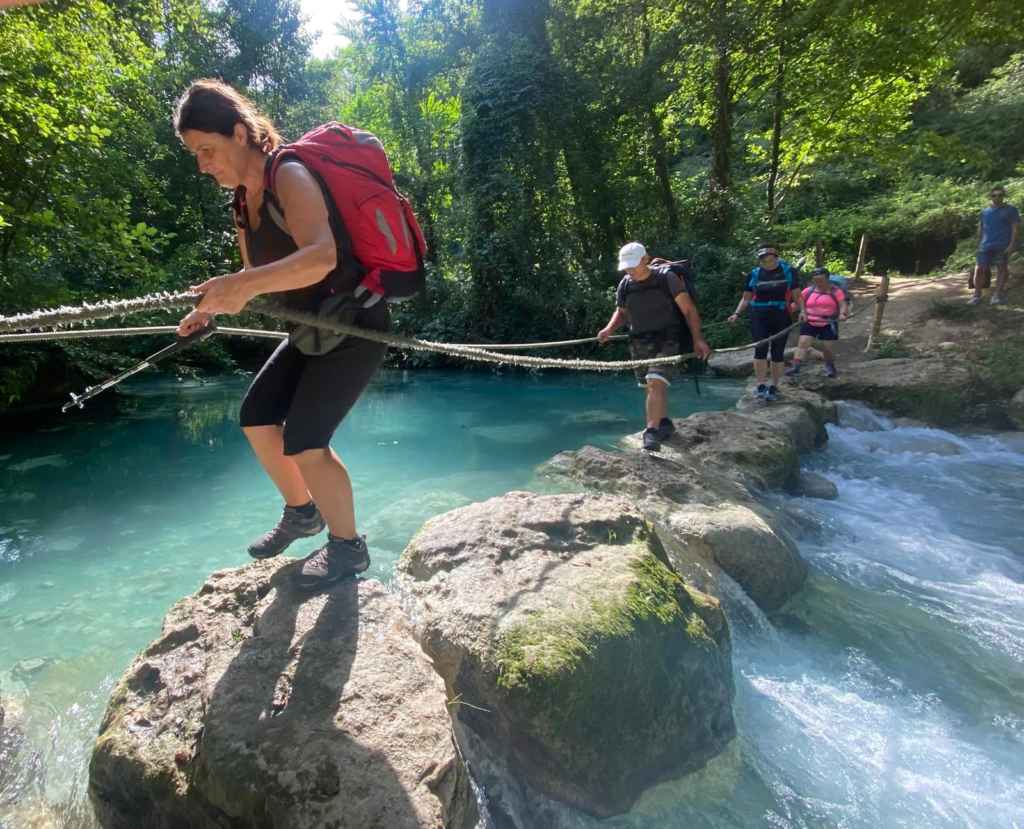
[239,302,390,455]
[750,309,792,362]
[800,321,838,341]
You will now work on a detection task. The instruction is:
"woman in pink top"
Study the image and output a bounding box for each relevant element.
[786,267,848,378]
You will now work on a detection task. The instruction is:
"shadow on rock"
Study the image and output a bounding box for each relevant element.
[90,560,474,828]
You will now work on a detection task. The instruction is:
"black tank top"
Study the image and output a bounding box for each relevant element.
[233,161,350,313]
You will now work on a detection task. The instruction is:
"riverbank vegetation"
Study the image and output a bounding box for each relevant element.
[1,0,1022,406]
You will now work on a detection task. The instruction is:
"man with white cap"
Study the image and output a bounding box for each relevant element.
[598,242,711,451]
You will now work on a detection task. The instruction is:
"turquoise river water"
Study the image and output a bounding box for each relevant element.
[1,372,1022,828]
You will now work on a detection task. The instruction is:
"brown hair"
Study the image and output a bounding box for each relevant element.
[173,79,282,153]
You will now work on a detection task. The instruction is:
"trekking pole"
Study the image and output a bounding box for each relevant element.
[62,320,217,412]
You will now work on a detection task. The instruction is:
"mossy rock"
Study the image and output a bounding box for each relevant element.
[397,492,735,821]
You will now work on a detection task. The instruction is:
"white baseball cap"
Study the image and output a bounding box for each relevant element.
[617,242,647,271]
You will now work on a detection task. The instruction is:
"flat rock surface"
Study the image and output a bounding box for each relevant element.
[89,561,476,829]
[622,410,802,491]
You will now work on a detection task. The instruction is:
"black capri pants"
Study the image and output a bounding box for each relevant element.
[239,302,390,456]
[750,308,792,362]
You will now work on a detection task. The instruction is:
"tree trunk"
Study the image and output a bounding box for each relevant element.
[854,233,869,277]
[766,44,785,215]
[639,9,679,236]
[710,0,732,190]
[647,106,680,236]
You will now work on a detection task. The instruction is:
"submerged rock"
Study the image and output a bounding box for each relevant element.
[397,492,735,824]
[794,471,839,500]
[1009,388,1024,430]
[89,561,476,829]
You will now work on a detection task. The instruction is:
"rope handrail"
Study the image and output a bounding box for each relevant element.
[0,290,848,372]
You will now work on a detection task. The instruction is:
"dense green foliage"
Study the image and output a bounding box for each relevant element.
[0,0,1022,405]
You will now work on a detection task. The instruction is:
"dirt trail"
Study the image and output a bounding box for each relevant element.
[838,267,1024,365]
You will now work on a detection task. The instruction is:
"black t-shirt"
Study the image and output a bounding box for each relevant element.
[616,265,687,334]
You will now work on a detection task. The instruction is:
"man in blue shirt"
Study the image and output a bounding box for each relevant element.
[970,186,1020,305]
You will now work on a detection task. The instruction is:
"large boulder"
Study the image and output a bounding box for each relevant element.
[89,561,476,829]
[622,410,801,491]
[539,445,809,611]
[540,443,753,509]
[397,492,735,825]
[660,504,807,612]
[736,384,837,451]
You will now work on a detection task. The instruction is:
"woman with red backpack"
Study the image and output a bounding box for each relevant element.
[173,80,415,591]
[786,267,849,378]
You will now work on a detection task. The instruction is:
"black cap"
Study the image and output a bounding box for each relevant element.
[811,266,830,278]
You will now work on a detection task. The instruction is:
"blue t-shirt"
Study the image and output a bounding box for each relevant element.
[979,204,1020,250]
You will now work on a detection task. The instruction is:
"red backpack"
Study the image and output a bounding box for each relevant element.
[264,122,427,307]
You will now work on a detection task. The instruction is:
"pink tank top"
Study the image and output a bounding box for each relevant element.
[802,286,845,327]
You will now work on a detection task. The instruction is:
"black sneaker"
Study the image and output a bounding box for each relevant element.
[642,427,661,452]
[755,384,768,399]
[765,385,780,402]
[247,504,326,560]
[294,534,370,591]
[656,417,675,441]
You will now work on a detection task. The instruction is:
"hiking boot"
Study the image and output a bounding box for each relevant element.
[294,534,370,591]
[967,296,981,306]
[784,361,802,377]
[755,383,768,399]
[656,417,675,441]
[642,427,661,451]
[247,504,326,560]
[824,362,838,378]
[764,385,780,402]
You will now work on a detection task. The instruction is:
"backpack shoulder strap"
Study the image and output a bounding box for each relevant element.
[780,261,793,285]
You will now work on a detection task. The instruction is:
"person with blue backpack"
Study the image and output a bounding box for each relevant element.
[173,79,425,590]
[598,242,711,451]
[728,245,801,401]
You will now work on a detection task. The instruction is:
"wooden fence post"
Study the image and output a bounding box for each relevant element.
[865,273,890,352]
[815,240,825,267]
[854,233,868,278]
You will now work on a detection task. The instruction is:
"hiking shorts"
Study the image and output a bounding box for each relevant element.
[750,309,792,362]
[629,329,686,387]
[800,321,838,341]
[239,302,390,455]
[976,247,1009,268]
